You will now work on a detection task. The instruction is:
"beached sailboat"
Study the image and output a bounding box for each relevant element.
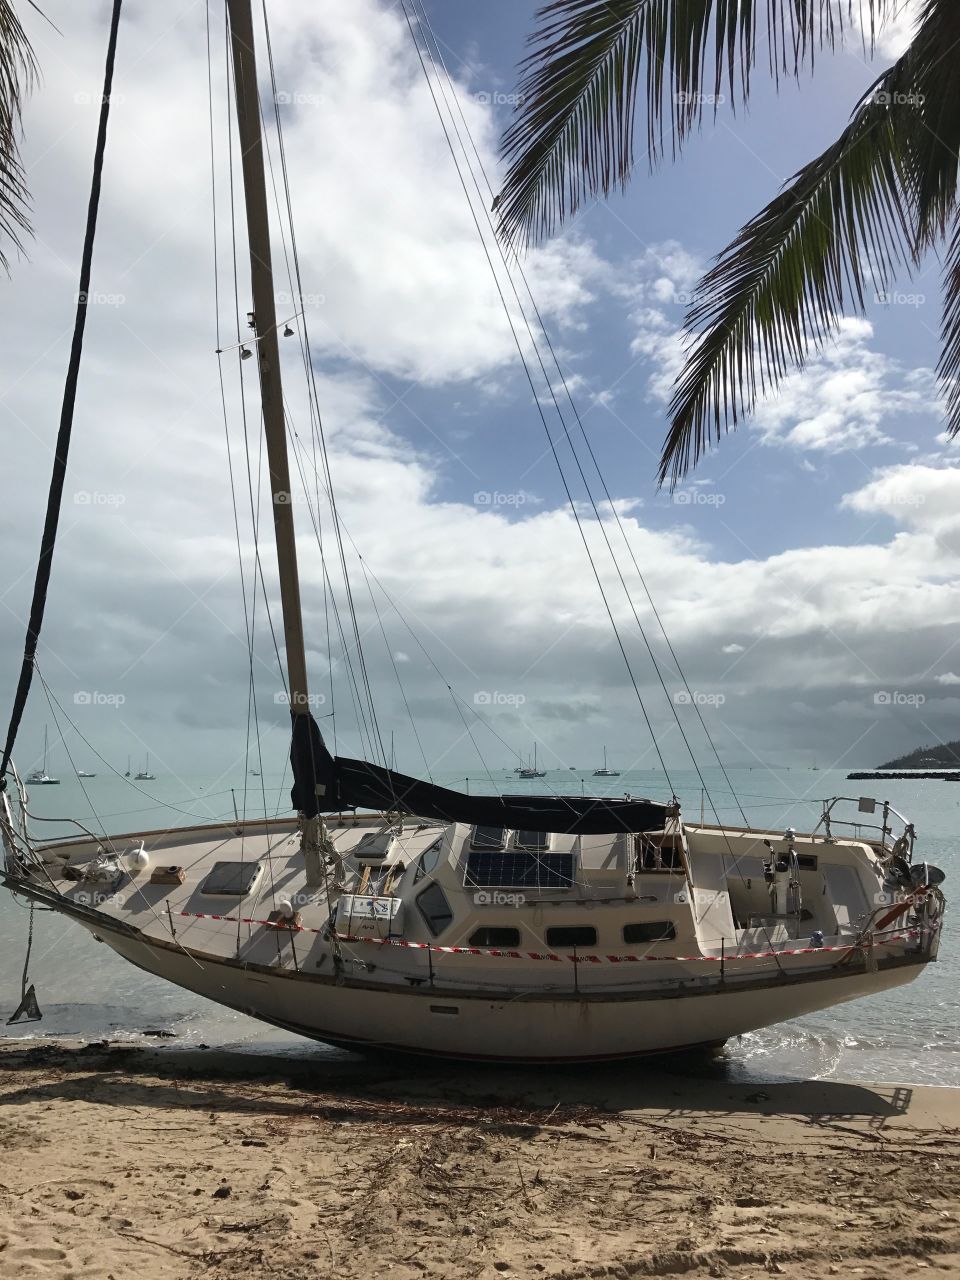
[0,0,947,1061]
[593,747,620,778]
[24,726,59,786]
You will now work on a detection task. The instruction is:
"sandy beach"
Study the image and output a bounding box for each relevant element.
[0,1041,956,1279]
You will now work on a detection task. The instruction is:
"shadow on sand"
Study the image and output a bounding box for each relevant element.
[0,1039,911,1133]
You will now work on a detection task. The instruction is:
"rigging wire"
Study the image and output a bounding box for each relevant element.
[358,558,435,783]
[401,3,783,967]
[259,0,387,769]
[410,0,749,828]
[284,425,571,797]
[212,1,278,943]
[399,0,674,798]
[283,414,386,763]
[0,0,124,784]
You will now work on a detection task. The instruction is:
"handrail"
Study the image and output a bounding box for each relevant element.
[814,796,915,859]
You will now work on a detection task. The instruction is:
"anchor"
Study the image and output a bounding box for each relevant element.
[7,982,41,1025]
[7,902,42,1024]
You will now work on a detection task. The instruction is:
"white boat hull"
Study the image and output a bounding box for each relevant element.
[82,913,925,1062]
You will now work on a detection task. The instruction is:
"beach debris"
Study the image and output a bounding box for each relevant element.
[212,1184,232,1199]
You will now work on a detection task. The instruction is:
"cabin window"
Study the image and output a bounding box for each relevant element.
[465,850,576,890]
[515,830,549,851]
[546,926,597,948]
[623,921,676,944]
[416,882,453,937]
[797,854,819,871]
[471,825,507,850]
[468,926,521,948]
[636,835,684,871]
[413,839,443,883]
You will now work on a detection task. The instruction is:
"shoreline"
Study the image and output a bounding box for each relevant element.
[0,1039,957,1278]
[5,1027,959,1092]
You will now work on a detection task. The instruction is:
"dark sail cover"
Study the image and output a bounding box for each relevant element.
[290,714,669,835]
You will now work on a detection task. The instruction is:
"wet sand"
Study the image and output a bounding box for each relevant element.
[0,1039,957,1278]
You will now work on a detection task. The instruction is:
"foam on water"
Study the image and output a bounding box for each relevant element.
[1,765,954,1083]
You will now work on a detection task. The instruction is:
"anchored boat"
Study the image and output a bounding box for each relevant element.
[24,726,58,786]
[0,0,947,1061]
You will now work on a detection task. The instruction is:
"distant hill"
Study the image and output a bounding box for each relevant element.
[878,740,960,769]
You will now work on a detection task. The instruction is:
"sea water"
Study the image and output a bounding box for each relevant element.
[0,765,955,1085]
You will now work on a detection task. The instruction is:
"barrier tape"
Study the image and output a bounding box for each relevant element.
[178,910,925,964]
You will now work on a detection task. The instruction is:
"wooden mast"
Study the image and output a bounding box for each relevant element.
[225,0,309,714]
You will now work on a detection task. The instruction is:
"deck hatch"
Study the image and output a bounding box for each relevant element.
[470,825,507,850]
[464,849,575,889]
[199,860,263,896]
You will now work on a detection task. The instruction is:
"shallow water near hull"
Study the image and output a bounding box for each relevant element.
[1,764,954,1084]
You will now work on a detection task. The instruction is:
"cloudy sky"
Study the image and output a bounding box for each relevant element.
[2,0,957,790]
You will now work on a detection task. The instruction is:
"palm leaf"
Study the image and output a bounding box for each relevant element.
[497,0,889,247]
[0,0,38,271]
[939,213,960,437]
[660,62,918,484]
[662,0,960,480]
[894,0,960,252]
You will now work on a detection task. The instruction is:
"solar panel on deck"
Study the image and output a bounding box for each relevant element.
[465,850,575,889]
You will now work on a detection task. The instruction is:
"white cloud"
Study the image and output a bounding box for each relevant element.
[722,643,745,655]
[852,0,920,58]
[840,462,960,530]
[620,244,939,455]
[936,672,960,686]
[749,319,935,452]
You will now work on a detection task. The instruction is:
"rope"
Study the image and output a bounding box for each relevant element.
[0,0,124,784]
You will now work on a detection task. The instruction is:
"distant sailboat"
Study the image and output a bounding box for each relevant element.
[124,754,131,777]
[77,769,96,778]
[134,753,156,781]
[25,726,59,785]
[517,743,546,778]
[592,746,620,778]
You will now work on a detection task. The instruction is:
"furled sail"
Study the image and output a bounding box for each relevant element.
[291,714,669,835]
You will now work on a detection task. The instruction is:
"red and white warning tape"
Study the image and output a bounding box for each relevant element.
[178,910,923,964]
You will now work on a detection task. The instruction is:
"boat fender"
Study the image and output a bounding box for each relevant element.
[127,841,149,871]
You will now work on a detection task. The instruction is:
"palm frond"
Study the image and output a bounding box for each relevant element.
[496,0,891,247]
[894,0,960,251]
[659,61,920,486]
[0,0,38,271]
[939,213,960,438]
